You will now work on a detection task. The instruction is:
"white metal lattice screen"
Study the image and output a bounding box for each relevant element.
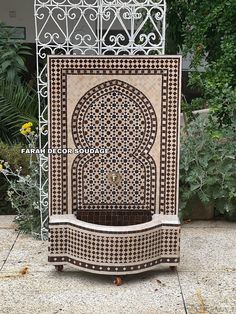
[34,0,166,239]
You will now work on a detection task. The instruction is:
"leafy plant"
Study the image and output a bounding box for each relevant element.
[0,22,32,83]
[0,125,47,238]
[180,116,236,220]
[0,176,15,215]
[0,80,38,143]
[165,0,236,220]
[0,141,31,215]
[165,1,189,54]
[0,141,30,174]
[181,96,207,124]
[165,1,236,124]
[0,22,38,144]
[1,160,42,237]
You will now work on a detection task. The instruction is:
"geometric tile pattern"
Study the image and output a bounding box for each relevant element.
[71,79,157,216]
[75,209,152,226]
[48,56,181,274]
[48,220,180,275]
[48,56,181,216]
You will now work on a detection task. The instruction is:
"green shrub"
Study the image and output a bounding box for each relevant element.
[0,141,30,173]
[0,22,32,83]
[5,160,41,237]
[166,1,236,125]
[0,130,46,238]
[0,141,30,215]
[0,81,38,144]
[0,177,14,214]
[180,116,236,220]
[0,22,38,144]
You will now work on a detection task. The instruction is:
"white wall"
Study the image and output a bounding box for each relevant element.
[0,0,35,42]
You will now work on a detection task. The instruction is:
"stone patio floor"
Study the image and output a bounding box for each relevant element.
[0,216,235,314]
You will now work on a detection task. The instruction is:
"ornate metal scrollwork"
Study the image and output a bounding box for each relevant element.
[34,0,166,239]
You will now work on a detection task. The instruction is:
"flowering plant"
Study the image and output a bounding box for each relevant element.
[0,122,47,238]
[20,122,33,136]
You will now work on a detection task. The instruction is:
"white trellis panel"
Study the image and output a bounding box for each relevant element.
[34,0,166,239]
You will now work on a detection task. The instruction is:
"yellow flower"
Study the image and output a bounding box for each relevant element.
[20,122,33,135]
[20,129,27,135]
[22,122,33,128]
[0,164,3,171]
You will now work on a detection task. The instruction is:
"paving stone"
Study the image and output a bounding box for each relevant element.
[0,270,185,314]
[182,220,236,229]
[1,233,50,272]
[0,216,16,229]
[179,227,236,272]
[179,271,236,314]
[1,216,235,313]
[0,230,19,270]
